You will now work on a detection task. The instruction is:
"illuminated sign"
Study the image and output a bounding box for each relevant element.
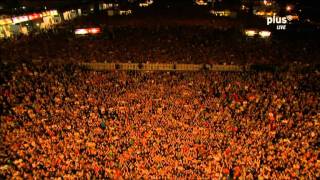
[42,10,58,17]
[28,13,42,20]
[12,16,29,24]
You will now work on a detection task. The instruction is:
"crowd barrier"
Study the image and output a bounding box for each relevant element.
[80,63,244,72]
[30,61,319,72]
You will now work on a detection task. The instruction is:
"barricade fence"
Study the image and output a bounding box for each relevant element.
[79,63,319,72]
[80,63,244,72]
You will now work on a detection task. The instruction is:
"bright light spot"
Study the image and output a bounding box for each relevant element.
[75,28,102,35]
[210,10,231,17]
[259,31,271,38]
[196,0,208,6]
[88,28,101,34]
[139,3,149,7]
[245,30,257,37]
[75,29,89,35]
[255,11,276,17]
[286,5,292,12]
[120,10,132,15]
[263,0,272,6]
[28,13,41,20]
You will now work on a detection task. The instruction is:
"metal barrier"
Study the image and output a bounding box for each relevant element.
[80,63,244,72]
[211,65,243,71]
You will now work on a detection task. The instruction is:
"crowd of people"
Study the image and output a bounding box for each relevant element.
[0,62,319,178]
[0,5,319,179]
[1,15,320,65]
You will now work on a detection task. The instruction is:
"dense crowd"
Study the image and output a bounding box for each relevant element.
[0,62,319,178]
[0,6,320,179]
[1,20,320,65]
